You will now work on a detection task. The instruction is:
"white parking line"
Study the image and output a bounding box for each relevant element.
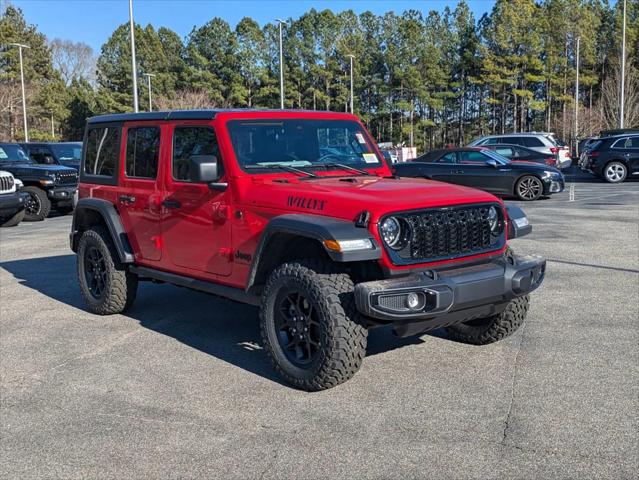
[569,184,575,202]
[566,190,639,203]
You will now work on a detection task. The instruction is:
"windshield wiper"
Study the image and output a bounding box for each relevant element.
[244,164,317,178]
[321,162,371,176]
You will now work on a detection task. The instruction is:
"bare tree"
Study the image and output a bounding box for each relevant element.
[601,61,639,129]
[49,39,96,85]
[154,89,219,110]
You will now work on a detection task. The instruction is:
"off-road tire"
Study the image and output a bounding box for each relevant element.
[1,209,25,227]
[260,259,368,391]
[446,295,529,345]
[77,226,138,315]
[22,186,51,221]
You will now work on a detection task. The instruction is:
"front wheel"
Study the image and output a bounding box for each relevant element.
[260,259,368,391]
[515,175,543,201]
[22,186,51,221]
[603,161,627,183]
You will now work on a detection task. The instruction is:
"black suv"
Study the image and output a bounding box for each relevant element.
[0,143,78,220]
[20,142,82,170]
[579,134,639,183]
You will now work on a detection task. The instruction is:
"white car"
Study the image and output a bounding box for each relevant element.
[468,133,572,169]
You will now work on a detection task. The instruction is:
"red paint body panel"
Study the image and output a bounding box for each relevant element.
[81,110,509,289]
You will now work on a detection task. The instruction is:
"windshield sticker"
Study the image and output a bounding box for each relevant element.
[0,149,7,159]
[362,153,378,163]
[287,196,326,211]
[355,133,366,144]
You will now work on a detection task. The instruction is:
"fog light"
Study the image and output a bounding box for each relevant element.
[406,292,423,310]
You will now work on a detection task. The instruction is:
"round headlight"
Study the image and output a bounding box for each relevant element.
[488,206,501,233]
[381,216,401,248]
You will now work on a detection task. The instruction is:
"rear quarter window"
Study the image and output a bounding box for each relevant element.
[82,124,121,185]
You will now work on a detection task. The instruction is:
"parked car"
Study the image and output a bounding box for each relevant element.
[468,133,571,169]
[20,141,82,170]
[0,143,78,220]
[481,144,557,166]
[394,147,564,201]
[599,129,639,137]
[70,109,545,391]
[0,171,28,227]
[579,134,639,183]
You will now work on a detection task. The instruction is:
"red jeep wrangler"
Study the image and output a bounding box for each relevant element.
[71,110,545,390]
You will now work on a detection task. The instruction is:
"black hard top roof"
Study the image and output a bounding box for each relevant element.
[87,108,347,124]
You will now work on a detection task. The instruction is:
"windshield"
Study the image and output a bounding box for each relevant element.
[482,150,512,165]
[49,143,82,164]
[227,119,383,173]
[0,144,32,163]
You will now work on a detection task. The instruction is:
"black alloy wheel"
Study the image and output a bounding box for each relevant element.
[516,175,543,201]
[25,192,41,216]
[275,289,321,368]
[83,246,107,299]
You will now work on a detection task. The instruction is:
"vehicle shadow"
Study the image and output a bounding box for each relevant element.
[1,254,436,386]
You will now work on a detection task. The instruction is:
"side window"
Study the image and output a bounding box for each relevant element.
[436,153,457,163]
[483,137,498,145]
[125,127,160,179]
[624,137,639,149]
[523,137,544,147]
[459,151,488,164]
[494,147,514,157]
[84,125,120,178]
[172,127,221,182]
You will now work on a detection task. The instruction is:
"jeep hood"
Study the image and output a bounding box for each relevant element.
[0,162,76,176]
[241,175,499,223]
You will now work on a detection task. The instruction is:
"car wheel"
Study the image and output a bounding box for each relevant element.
[515,175,543,201]
[446,295,529,345]
[260,259,368,391]
[0,209,25,227]
[22,186,52,221]
[603,161,627,183]
[77,226,138,315]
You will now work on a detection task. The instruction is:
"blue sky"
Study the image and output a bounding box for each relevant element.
[11,0,495,53]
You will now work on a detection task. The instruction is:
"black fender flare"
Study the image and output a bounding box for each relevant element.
[246,213,382,291]
[70,198,134,263]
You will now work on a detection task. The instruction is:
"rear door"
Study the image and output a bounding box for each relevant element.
[117,124,163,262]
[160,124,233,277]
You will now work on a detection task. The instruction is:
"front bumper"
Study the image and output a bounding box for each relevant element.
[354,253,546,337]
[48,186,77,203]
[542,176,564,194]
[0,191,27,217]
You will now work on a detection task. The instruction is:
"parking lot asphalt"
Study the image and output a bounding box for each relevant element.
[1,176,638,479]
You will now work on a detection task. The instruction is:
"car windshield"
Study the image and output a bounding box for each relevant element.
[482,150,512,165]
[49,143,82,164]
[0,144,32,163]
[227,119,383,173]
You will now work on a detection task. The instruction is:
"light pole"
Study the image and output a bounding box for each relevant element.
[9,43,30,142]
[620,0,626,128]
[347,54,355,114]
[276,19,286,109]
[129,0,139,112]
[574,36,580,157]
[144,73,156,111]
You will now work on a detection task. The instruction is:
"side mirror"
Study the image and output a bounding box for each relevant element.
[189,155,227,191]
[485,159,498,167]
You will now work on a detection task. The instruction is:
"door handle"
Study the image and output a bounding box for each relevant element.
[119,194,136,204]
[451,169,464,174]
[162,199,181,209]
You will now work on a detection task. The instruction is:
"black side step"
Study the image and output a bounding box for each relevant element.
[129,266,260,306]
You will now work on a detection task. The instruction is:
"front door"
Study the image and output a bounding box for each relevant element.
[161,124,232,277]
[456,150,508,194]
[117,124,163,261]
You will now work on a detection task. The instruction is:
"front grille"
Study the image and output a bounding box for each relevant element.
[55,171,78,185]
[383,204,504,265]
[0,174,14,193]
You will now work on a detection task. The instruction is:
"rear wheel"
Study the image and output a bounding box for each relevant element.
[77,226,138,314]
[0,209,25,227]
[515,175,543,201]
[260,259,368,391]
[23,186,51,221]
[603,161,627,183]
